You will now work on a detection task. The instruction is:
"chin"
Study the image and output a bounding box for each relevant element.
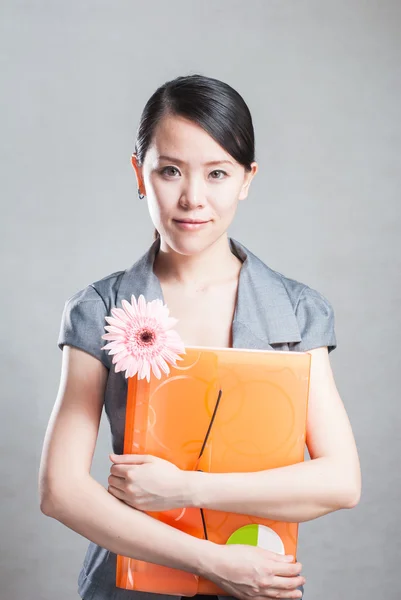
[164,230,219,256]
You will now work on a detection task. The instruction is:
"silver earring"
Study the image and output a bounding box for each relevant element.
[138,188,145,199]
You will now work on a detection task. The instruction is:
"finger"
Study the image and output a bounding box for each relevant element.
[112,462,144,476]
[264,587,303,599]
[268,575,305,592]
[108,484,125,500]
[109,464,127,478]
[110,453,153,463]
[110,464,129,477]
[270,552,295,562]
[108,474,125,489]
[273,562,303,577]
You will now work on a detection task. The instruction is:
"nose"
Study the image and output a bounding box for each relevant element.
[178,176,206,209]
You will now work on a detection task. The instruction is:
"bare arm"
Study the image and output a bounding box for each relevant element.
[39,346,215,575]
[187,347,362,522]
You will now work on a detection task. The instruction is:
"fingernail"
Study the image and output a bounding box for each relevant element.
[285,555,293,560]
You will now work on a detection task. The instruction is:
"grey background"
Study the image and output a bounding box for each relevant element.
[1,1,400,598]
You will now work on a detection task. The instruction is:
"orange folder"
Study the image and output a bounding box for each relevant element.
[116,346,311,596]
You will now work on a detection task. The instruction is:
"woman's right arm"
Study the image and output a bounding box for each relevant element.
[39,345,305,599]
[39,345,213,574]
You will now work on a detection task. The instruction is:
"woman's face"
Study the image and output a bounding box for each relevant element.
[132,114,257,255]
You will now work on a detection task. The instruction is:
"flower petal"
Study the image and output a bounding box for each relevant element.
[120,355,133,371]
[122,298,137,319]
[112,348,130,363]
[163,317,179,330]
[164,330,186,352]
[104,324,129,334]
[126,357,139,378]
[114,360,124,373]
[101,341,121,351]
[104,316,127,329]
[106,344,127,355]
[130,295,138,311]
[139,295,149,316]
[155,355,170,375]
[111,307,131,324]
[101,332,126,341]
[159,347,182,363]
[151,359,162,379]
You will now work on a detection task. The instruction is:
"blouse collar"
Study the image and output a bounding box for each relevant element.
[116,237,302,350]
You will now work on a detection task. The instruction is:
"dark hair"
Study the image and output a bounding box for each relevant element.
[134,74,256,241]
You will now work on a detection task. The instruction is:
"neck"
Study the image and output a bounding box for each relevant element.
[153,235,242,289]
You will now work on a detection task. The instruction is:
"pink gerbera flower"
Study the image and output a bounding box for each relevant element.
[101,294,185,381]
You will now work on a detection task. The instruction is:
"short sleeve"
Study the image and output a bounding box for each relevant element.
[292,286,337,354]
[57,285,109,368]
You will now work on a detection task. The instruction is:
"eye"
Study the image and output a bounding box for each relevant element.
[210,170,227,180]
[160,166,180,177]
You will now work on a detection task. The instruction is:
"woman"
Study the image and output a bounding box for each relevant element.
[39,74,361,600]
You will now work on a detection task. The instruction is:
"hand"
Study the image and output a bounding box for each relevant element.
[206,544,305,600]
[107,453,191,512]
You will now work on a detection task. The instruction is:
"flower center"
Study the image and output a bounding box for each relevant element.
[139,329,155,345]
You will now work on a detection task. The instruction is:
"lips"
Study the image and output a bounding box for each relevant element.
[174,219,210,224]
[173,219,211,230]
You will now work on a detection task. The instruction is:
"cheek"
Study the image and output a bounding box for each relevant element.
[147,175,176,210]
[212,186,241,216]
[146,197,163,228]
[145,189,175,229]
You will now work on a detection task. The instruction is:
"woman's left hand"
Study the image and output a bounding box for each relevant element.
[107,453,192,512]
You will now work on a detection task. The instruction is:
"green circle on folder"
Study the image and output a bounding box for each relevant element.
[226,524,285,555]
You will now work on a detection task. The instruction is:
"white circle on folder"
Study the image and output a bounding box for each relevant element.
[226,524,285,555]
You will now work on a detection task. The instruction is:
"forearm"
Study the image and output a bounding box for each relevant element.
[189,457,360,522]
[41,474,216,576]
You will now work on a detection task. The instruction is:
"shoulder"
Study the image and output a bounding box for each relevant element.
[271,266,334,317]
[246,243,333,312]
[268,265,337,352]
[279,274,337,353]
[240,243,337,353]
[58,268,126,367]
[63,269,125,311]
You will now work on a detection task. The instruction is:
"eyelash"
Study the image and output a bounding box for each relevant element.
[159,166,228,180]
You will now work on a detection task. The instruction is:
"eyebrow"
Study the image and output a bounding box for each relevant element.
[157,155,234,167]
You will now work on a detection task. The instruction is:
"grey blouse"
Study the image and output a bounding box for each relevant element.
[57,237,337,600]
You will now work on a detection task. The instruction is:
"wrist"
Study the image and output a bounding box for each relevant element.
[185,470,207,509]
[192,538,223,578]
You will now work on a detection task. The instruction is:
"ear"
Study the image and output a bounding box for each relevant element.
[238,162,258,201]
[131,153,146,197]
